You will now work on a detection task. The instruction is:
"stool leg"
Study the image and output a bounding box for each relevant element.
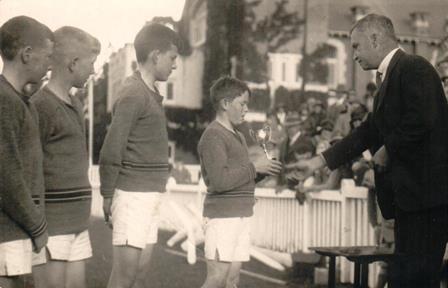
[354,262,361,288]
[329,256,336,288]
[361,263,369,288]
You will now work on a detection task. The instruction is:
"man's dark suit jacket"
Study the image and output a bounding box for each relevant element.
[322,49,448,219]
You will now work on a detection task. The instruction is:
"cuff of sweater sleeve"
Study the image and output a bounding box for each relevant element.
[30,217,47,238]
[100,188,115,198]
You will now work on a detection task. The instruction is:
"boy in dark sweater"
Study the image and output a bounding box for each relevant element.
[99,23,180,288]
[31,26,100,288]
[0,16,53,288]
[199,77,282,288]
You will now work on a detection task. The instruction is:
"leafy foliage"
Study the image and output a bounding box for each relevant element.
[298,43,334,84]
[241,0,304,83]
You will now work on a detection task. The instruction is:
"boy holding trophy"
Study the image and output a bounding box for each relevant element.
[198,76,282,288]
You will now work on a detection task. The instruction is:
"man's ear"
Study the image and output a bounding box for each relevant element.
[370,33,378,48]
[21,46,32,64]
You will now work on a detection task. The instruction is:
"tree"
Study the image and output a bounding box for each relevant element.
[241,0,305,83]
[298,43,334,85]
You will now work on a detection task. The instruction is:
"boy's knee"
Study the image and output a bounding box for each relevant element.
[207,269,228,287]
[118,265,139,284]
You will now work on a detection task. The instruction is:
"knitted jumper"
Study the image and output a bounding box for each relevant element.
[198,121,257,218]
[0,75,47,242]
[99,71,169,196]
[31,87,91,236]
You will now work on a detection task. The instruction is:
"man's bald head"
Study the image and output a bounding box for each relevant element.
[351,14,398,44]
[0,15,54,61]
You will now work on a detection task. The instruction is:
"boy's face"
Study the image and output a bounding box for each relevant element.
[72,54,97,88]
[155,44,178,81]
[226,91,249,127]
[26,39,54,85]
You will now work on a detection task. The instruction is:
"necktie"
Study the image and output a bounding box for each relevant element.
[373,71,383,113]
[376,71,383,89]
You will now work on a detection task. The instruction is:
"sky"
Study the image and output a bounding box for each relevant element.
[0,0,186,68]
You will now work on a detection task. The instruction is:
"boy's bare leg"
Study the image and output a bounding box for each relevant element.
[226,262,242,288]
[33,259,65,288]
[107,246,142,288]
[66,260,87,288]
[201,259,231,288]
[131,244,155,288]
[0,276,22,288]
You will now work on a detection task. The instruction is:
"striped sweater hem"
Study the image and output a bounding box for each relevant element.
[44,186,92,203]
[122,161,169,171]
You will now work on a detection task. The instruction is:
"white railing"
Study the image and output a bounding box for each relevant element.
[89,166,379,286]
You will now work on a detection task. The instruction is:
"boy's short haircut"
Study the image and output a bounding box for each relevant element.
[0,15,54,61]
[210,76,251,111]
[52,26,101,65]
[134,22,181,64]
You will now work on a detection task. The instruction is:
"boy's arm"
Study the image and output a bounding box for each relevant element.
[99,94,142,198]
[199,133,256,192]
[0,101,47,240]
[32,97,55,146]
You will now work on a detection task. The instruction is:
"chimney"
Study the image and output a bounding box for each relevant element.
[410,11,429,35]
[350,5,369,22]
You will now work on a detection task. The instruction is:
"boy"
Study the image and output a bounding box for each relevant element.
[198,76,282,288]
[30,26,100,288]
[0,16,53,288]
[99,23,180,288]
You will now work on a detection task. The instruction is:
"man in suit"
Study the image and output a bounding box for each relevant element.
[292,14,448,287]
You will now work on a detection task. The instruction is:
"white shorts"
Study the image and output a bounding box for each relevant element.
[0,239,32,276]
[32,230,92,265]
[204,217,251,263]
[111,189,161,249]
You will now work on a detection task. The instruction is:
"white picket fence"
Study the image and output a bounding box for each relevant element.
[89,166,379,286]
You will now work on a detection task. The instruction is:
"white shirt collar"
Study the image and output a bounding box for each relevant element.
[377,48,400,81]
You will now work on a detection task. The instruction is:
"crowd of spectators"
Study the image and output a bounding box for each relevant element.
[257,85,373,194]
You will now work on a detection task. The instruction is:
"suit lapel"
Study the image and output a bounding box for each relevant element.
[374,49,404,113]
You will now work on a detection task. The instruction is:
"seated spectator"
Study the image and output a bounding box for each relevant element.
[332,92,362,138]
[313,118,334,146]
[350,103,368,129]
[307,99,327,135]
[279,113,315,165]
